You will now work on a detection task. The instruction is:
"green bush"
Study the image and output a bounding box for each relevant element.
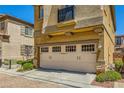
[114,60,124,72]
[17,60,33,65]
[16,60,26,66]
[23,63,33,71]
[96,71,122,82]
[26,59,33,64]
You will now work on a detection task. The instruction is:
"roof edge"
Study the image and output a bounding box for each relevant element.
[0,14,34,27]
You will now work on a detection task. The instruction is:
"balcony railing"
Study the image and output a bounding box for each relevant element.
[58,5,74,23]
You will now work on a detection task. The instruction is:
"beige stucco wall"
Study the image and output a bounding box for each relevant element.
[45,5,102,27]
[1,20,34,61]
[104,30,114,65]
[102,6,115,66]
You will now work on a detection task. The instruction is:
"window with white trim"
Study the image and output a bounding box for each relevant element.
[39,6,44,19]
[82,44,95,52]
[66,45,76,52]
[52,46,61,52]
[0,21,5,30]
[21,26,33,37]
[25,27,33,36]
[41,47,49,52]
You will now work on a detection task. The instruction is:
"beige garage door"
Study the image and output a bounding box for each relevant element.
[40,43,96,73]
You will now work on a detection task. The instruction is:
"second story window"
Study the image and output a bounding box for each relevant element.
[116,37,122,45]
[25,27,33,36]
[0,21,5,30]
[58,5,74,23]
[39,6,44,19]
[21,25,33,37]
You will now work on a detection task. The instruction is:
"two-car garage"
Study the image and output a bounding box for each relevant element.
[40,42,97,73]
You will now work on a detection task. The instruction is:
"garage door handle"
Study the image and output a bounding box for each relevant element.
[79,56,81,60]
[77,56,81,60]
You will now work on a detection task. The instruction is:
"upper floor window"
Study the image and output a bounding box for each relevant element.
[65,5,73,8]
[0,21,5,30]
[39,6,44,19]
[21,25,33,37]
[116,37,122,45]
[25,27,33,36]
[58,5,74,23]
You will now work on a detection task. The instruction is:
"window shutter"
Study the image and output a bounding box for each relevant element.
[21,26,25,35]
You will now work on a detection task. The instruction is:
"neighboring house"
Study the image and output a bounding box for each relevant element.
[115,35,124,53]
[34,5,116,73]
[0,14,34,62]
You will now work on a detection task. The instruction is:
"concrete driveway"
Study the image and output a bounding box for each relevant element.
[0,68,97,88]
[26,69,97,88]
[0,73,68,88]
[0,68,96,88]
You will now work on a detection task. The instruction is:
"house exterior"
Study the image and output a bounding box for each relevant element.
[115,35,124,53]
[0,14,34,62]
[34,5,116,73]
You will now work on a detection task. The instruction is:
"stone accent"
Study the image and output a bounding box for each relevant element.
[94,27,106,73]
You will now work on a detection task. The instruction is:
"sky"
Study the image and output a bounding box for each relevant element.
[0,5,123,35]
[0,5,34,23]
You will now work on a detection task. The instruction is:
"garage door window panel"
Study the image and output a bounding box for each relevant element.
[52,46,61,52]
[66,45,76,52]
[82,44,95,52]
[41,47,49,52]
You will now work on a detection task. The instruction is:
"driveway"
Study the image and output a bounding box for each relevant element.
[0,73,68,88]
[0,68,97,88]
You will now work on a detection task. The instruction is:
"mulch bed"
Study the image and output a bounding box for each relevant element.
[91,74,124,88]
[91,79,114,88]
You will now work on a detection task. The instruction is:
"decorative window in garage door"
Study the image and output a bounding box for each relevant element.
[52,46,61,52]
[82,44,95,52]
[41,47,49,52]
[66,45,76,52]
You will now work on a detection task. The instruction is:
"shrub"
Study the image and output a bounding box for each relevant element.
[96,71,122,82]
[3,61,9,65]
[26,59,33,64]
[96,68,105,75]
[114,60,124,72]
[16,60,26,66]
[23,63,33,71]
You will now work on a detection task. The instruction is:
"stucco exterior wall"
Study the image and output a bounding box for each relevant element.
[2,20,34,61]
[103,32,114,68]
[45,5,102,27]
[102,6,115,66]
[103,6,115,43]
[35,31,99,45]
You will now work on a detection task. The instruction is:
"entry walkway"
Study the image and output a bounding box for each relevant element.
[0,68,98,88]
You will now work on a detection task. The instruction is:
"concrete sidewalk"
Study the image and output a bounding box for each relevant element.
[0,68,99,88]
